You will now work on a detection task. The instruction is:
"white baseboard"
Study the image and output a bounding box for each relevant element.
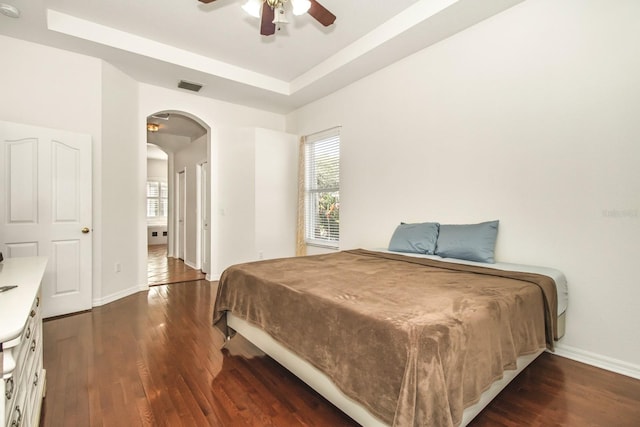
[206,272,220,281]
[184,259,198,270]
[552,343,640,380]
[92,284,149,307]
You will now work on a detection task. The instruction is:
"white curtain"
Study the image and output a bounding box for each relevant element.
[296,136,307,256]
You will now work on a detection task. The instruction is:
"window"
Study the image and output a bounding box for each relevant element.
[304,127,340,247]
[147,180,168,218]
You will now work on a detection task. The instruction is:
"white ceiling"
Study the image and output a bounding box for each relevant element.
[147,143,168,161]
[0,0,525,114]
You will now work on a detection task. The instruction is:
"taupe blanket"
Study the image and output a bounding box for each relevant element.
[213,249,558,426]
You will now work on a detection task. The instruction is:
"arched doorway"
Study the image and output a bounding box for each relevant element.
[145,110,210,285]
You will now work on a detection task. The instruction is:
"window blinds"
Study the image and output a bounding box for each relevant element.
[304,127,340,246]
[147,181,168,217]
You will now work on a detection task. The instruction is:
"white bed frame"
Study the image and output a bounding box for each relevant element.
[228,313,547,427]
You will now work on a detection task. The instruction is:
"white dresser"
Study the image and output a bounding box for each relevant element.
[1,257,47,427]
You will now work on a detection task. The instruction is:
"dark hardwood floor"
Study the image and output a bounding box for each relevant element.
[147,244,205,286]
[41,280,640,426]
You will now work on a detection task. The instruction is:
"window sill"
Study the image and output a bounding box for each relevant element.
[305,240,339,250]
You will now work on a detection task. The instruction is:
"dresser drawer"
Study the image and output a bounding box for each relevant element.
[5,379,26,427]
[1,258,47,427]
[2,291,44,427]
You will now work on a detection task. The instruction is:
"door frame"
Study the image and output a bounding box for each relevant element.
[175,168,186,260]
[196,160,209,273]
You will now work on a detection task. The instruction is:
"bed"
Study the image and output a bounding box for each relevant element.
[212,248,566,426]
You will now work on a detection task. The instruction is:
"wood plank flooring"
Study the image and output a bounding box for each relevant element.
[41,280,640,426]
[147,245,205,286]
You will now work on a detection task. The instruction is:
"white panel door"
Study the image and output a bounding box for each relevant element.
[0,121,92,318]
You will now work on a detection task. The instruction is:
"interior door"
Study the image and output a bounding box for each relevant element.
[0,121,92,318]
[177,170,186,260]
[200,161,209,274]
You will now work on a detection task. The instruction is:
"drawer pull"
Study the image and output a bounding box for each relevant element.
[11,405,22,427]
[30,309,36,318]
[34,372,39,387]
[31,339,36,352]
[26,326,31,339]
[5,377,14,400]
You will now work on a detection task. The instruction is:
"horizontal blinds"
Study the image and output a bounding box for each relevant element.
[304,127,340,245]
[147,182,160,197]
[147,181,168,217]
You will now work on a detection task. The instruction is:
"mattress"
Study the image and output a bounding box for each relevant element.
[378,249,568,316]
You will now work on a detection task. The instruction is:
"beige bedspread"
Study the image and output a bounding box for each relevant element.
[213,249,558,426]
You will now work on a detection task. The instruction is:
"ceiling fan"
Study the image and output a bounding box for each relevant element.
[198,0,336,36]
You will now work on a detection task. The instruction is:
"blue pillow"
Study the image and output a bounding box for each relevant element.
[388,222,440,255]
[435,220,499,263]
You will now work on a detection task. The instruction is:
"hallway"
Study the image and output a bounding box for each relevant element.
[147,244,206,285]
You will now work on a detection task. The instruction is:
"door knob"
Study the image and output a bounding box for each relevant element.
[81,227,91,234]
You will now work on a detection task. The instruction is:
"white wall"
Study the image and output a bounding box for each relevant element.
[216,127,298,270]
[100,62,142,304]
[174,134,207,267]
[216,127,257,270]
[147,158,168,180]
[287,0,640,375]
[255,128,298,260]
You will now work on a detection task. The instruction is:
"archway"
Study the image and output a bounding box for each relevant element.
[144,110,211,285]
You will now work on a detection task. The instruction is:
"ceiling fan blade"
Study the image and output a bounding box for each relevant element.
[198,0,217,3]
[308,0,336,27]
[260,5,276,36]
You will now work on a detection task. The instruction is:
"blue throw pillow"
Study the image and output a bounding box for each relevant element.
[435,220,499,263]
[388,222,440,255]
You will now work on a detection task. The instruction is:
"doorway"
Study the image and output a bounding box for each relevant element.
[0,121,92,317]
[145,111,209,285]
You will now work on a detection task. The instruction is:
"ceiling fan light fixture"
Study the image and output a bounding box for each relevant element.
[291,0,311,16]
[242,0,261,18]
[272,5,288,25]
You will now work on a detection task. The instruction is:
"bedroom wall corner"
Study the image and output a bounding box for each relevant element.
[286,0,640,371]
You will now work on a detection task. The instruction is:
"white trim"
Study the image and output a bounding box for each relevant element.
[305,239,339,250]
[184,260,198,270]
[553,343,640,380]
[92,284,148,307]
[206,273,219,282]
[175,168,187,260]
[194,162,202,270]
[47,10,289,95]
